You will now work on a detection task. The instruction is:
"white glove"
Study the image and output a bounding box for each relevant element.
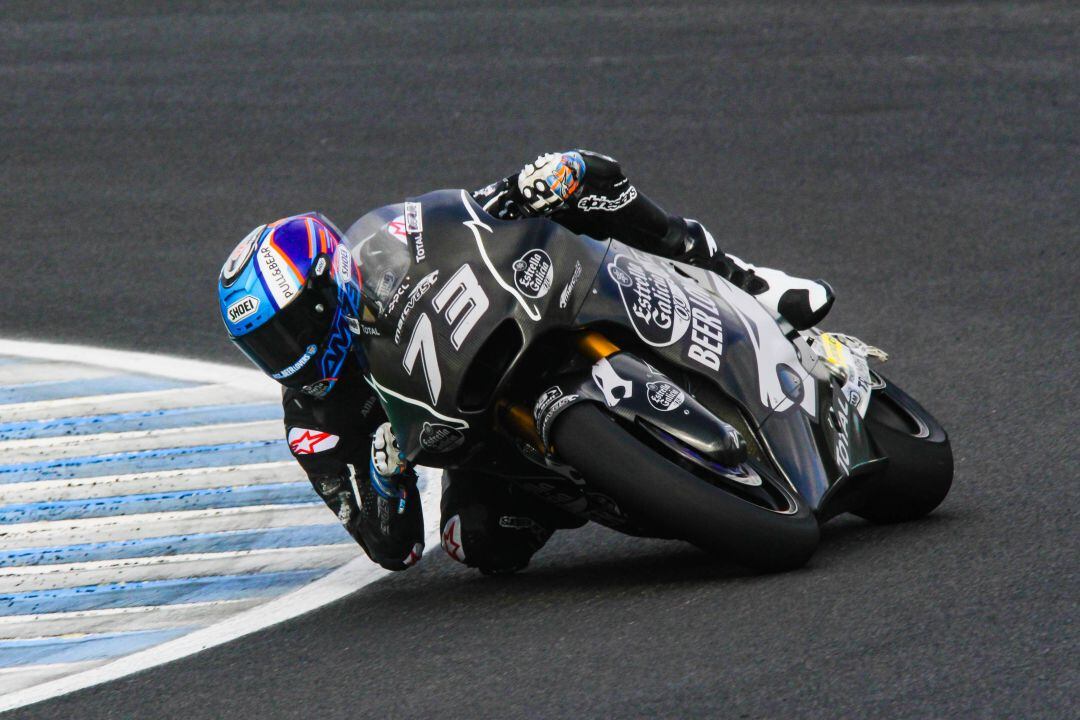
[517,151,586,215]
[371,422,406,477]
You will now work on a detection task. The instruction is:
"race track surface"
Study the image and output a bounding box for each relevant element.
[2,1,1076,718]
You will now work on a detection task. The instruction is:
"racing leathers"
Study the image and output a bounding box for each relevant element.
[283,149,834,574]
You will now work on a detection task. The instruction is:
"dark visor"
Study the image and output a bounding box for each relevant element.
[231,280,338,387]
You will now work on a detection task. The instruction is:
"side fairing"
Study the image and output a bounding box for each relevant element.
[343,189,607,465]
[575,244,835,506]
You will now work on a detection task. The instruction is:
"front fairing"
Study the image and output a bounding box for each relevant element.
[573,245,840,507]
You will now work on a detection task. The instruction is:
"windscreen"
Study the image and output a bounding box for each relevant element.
[343,203,413,315]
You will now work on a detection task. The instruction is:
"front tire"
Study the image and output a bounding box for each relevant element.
[851,374,953,524]
[551,403,819,572]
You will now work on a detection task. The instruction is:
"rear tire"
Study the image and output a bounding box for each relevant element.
[852,374,953,524]
[551,403,819,572]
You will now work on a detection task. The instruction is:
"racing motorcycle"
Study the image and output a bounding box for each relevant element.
[347,190,953,571]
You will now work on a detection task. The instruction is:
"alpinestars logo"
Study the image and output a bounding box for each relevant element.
[287,427,340,455]
[577,185,638,212]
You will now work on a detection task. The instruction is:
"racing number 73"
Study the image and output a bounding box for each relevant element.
[402,264,490,404]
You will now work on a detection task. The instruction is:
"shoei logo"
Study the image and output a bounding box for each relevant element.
[271,344,317,380]
[221,225,263,286]
[226,295,260,325]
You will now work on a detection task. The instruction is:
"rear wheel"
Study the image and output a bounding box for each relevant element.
[851,373,953,524]
[551,403,819,572]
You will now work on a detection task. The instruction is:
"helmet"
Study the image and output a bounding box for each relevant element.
[217,213,363,398]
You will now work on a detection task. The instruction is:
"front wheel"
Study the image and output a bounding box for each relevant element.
[550,403,819,572]
[851,374,954,524]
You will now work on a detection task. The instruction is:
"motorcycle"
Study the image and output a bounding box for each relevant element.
[345,189,953,571]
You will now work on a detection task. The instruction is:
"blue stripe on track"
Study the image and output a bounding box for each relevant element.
[0,440,292,484]
[0,568,331,616]
[0,482,320,524]
[0,627,193,668]
[0,524,352,567]
[0,375,196,405]
[0,402,282,441]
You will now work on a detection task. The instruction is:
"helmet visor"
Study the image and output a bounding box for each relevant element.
[231,281,338,387]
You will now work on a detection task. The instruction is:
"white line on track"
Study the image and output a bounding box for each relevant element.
[0,339,445,713]
[0,600,266,639]
[0,419,283,462]
[0,462,298,504]
[0,383,270,422]
[0,545,358,593]
[0,503,330,548]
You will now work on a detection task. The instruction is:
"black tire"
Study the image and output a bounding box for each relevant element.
[550,402,819,572]
[852,374,953,524]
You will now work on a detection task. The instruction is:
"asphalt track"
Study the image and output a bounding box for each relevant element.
[2,1,1077,718]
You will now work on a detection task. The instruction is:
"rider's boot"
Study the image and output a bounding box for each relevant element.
[440,470,584,575]
[677,220,835,331]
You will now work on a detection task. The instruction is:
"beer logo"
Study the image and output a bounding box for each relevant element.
[512,249,554,299]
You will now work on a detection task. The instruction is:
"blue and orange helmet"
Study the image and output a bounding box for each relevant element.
[217,213,363,398]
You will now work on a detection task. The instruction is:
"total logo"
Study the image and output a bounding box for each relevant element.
[226,295,259,325]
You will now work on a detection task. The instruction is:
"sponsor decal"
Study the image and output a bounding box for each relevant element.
[441,515,466,562]
[301,379,334,398]
[386,215,408,244]
[607,252,691,347]
[512,249,554,299]
[534,386,564,423]
[577,185,638,212]
[591,358,632,407]
[345,315,361,335]
[221,226,263,285]
[404,201,425,263]
[420,421,466,453]
[271,344,317,380]
[646,380,685,412]
[682,279,725,372]
[403,541,424,567]
[288,427,340,455]
[361,323,380,336]
[394,270,439,344]
[375,270,397,301]
[256,243,300,309]
[313,256,327,277]
[384,277,410,317]
[559,260,583,309]
[333,244,353,287]
[538,393,579,447]
[832,393,852,475]
[226,295,259,325]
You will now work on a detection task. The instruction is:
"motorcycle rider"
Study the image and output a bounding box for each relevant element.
[216,150,834,574]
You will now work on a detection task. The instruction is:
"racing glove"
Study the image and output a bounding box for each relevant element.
[517,151,587,215]
[352,422,425,570]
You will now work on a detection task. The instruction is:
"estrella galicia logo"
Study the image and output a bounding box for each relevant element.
[646,380,685,412]
[607,252,691,347]
[512,249,554,299]
[419,422,466,453]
